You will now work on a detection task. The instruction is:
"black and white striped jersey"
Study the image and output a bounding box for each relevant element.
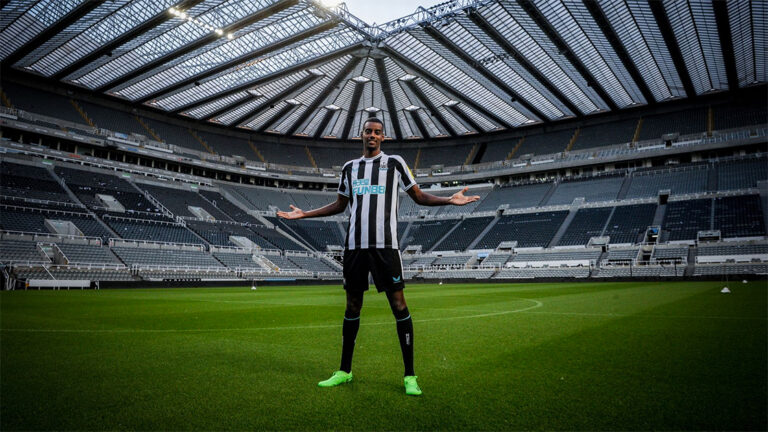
[337,152,416,250]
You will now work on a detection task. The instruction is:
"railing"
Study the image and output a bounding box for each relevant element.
[102,213,181,226]
[0,203,90,217]
[0,194,86,210]
[1,229,102,245]
[134,265,231,272]
[3,104,764,183]
[109,238,205,250]
[15,263,129,271]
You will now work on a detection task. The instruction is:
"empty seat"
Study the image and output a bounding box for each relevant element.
[475,211,568,249]
[604,204,656,244]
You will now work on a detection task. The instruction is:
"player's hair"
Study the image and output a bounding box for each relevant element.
[362,116,385,134]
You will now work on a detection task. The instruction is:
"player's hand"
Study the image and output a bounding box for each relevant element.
[449,186,480,206]
[277,205,305,219]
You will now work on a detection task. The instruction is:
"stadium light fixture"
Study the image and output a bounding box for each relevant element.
[168,8,227,38]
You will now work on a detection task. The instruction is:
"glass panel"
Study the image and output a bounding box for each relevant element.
[216,70,309,125]
[117,6,326,101]
[186,91,250,119]
[664,0,727,94]
[0,0,88,62]
[754,0,767,83]
[546,0,643,106]
[438,15,567,119]
[24,0,178,76]
[386,29,530,127]
[728,0,754,86]
[481,1,605,113]
[74,0,285,90]
[150,26,364,111]
[603,0,684,100]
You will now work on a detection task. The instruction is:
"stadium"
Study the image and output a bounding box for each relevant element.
[0,0,766,430]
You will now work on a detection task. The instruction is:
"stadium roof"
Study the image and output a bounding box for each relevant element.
[1,0,764,141]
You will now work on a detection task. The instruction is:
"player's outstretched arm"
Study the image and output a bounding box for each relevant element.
[406,185,480,207]
[277,194,349,220]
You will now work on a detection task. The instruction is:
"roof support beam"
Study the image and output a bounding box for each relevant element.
[404,79,456,137]
[468,10,583,117]
[446,104,482,133]
[138,20,338,104]
[3,1,105,68]
[374,57,403,141]
[171,44,364,114]
[95,0,299,93]
[285,56,362,136]
[256,103,296,133]
[227,74,319,127]
[408,110,430,139]
[582,0,656,104]
[202,94,260,121]
[382,46,513,130]
[648,0,696,98]
[422,24,548,122]
[712,0,739,91]
[516,0,618,111]
[313,109,335,139]
[340,82,365,139]
[53,0,206,81]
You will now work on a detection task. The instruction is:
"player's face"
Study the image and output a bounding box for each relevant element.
[362,121,384,155]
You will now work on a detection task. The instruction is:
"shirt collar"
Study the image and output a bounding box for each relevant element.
[362,151,384,162]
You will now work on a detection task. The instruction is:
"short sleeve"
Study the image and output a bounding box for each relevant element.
[393,156,417,191]
[337,164,350,197]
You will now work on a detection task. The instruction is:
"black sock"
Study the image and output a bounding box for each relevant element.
[394,307,415,376]
[340,310,360,373]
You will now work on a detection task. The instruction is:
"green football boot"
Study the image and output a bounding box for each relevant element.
[318,371,353,387]
[404,375,422,396]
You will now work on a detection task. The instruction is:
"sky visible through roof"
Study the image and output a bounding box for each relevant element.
[339,0,445,26]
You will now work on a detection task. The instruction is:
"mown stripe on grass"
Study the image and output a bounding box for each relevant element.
[0,298,543,333]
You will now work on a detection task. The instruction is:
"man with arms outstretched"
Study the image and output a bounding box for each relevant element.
[277,117,479,396]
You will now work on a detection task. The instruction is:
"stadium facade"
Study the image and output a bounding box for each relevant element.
[0,0,766,288]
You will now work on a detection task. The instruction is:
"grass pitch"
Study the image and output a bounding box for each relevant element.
[1,281,766,431]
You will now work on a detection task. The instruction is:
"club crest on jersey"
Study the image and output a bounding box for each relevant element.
[379,160,388,170]
[352,179,386,195]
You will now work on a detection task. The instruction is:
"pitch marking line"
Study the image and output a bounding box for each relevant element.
[0,299,543,334]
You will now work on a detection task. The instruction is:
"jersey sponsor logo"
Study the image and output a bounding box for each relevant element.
[352,179,386,195]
